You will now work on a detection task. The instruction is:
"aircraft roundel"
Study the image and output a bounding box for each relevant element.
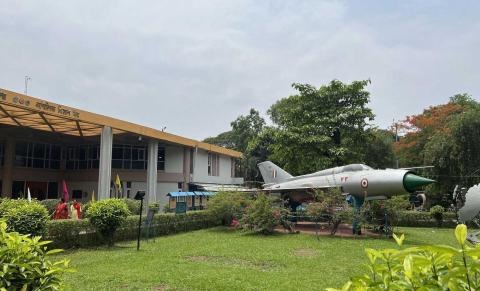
[361,178,368,188]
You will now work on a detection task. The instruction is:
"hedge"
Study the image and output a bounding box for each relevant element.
[395,211,457,228]
[46,211,221,249]
[289,210,458,228]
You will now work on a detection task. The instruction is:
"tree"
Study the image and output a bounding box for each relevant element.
[395,94,480,199]
[230,108,265,153]
[362,128,396,169]
[267,80,375,175]
[204,108,265,153]
[203,131,236,149]
[203,109,266,182]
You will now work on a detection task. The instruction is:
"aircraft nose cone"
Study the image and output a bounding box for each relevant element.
[403,173,435,192]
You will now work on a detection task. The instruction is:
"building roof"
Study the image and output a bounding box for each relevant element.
[0,88,241,158]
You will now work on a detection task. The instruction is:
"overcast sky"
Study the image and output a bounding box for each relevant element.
[1,1,479,140]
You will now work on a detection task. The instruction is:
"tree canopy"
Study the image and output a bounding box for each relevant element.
[266,80,375,175]
[394,94,480,200]
[204,79,480,202]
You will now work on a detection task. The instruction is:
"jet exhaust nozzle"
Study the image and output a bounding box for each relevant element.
[403,173,435,192]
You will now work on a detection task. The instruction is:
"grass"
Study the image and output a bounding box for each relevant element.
[57,227,458,290]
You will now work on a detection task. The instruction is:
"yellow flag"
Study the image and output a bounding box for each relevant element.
[115,174,122,191]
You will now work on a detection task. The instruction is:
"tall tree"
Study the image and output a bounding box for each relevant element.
[363,128,396,169]
[203,108,265,152]
[203,108,266,183]
[267,80,375,175]
[395,94,480,199]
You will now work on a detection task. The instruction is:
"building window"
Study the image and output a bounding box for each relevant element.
[66,144,99,170]
[65,144,166,171]
[157,146,165,171]
[15,141,61,169]
[110,144,147,170]
[208,153,219,176]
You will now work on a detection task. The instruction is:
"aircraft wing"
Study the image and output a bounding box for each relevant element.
[263,185,333,191]
[398,166,434,170]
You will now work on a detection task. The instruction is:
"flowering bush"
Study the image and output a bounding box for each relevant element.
[241,193,286,234]
[207,191,252,225]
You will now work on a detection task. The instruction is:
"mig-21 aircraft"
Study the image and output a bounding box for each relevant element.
[258,161,435,233]
[258,161,434,202]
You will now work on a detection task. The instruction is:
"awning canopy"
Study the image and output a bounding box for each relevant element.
[167,191,215,197]
[194,191,215,196]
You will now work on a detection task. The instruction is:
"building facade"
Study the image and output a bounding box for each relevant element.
[0,88,243,208]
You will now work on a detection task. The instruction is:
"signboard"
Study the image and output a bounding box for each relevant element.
[175,202,187,214]
[0,89,81,119]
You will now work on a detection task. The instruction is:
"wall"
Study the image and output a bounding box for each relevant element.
[165,146,183,173]
[130,182,180,207]
[192,149,244,185]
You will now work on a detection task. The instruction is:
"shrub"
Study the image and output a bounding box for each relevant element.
[123,198,141,215]
[46,211,220,249]
[388,195,411,210]
[328,224,479,290]
[0,219,72,289]
[208,191,252,225]
[430,205,445,227]
[0,198,29,217]
[149,202,160,211]
[40,199,59,217]
[241,194,285,234]
[87,199,131,246]
[306,202,327,221]
[5,202,49,236]
[82,201,92,218]
[362,199,402,234]
[396,210,456,227]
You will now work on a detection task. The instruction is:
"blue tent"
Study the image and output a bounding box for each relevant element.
[167,191,196,197]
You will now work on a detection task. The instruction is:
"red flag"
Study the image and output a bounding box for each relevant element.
[62,180,70,202]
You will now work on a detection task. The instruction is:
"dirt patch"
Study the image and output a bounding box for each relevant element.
[154,284,169,291]
[276,222,381,238]
[185,255,275,271]
[293,248,318,257]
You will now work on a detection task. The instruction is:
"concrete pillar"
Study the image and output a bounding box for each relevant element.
[146,139,158,205]
[1,138,15,197]
[182,147,190,191]
[98,126,113,200]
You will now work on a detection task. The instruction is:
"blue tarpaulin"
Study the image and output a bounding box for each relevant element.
[167,192,195,197]
[167,191,215,197]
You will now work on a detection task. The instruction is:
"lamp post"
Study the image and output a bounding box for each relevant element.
[134,191,146,251]
[24,76,31,95]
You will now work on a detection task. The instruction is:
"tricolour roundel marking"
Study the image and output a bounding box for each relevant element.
[360,178,368,188]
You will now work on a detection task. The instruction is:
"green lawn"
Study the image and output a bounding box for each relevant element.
[58,227,458,290]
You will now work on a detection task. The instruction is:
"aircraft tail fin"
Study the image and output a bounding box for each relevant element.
[258,161,293,184]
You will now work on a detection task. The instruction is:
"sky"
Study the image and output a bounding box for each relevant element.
[1,1,479,140]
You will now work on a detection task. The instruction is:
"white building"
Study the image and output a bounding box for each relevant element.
[0,88,243,208]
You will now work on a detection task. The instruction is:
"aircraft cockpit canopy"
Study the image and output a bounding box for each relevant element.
[308,164,372,178]
[342,164,373,172]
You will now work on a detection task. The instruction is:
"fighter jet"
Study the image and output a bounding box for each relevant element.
[258,161,435,205]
